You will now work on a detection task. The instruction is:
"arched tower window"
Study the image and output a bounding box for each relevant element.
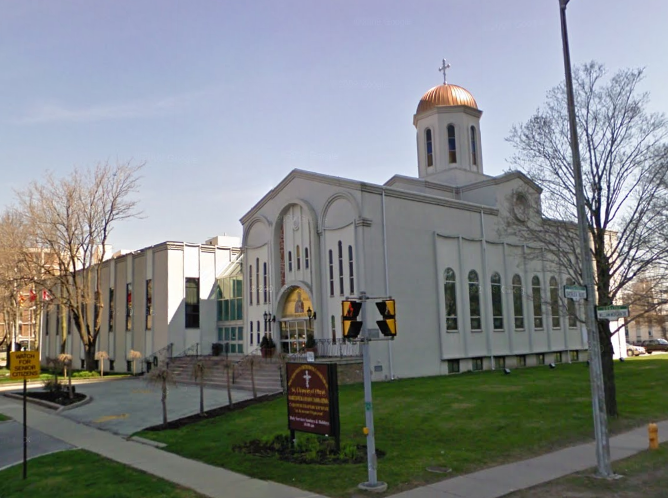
[348,245,355,295]
[447,124,457,164]
[532,276,543,329]
[491,272,503,330]
[425,128,434,167]
[288,251,293,272]
[249,265,253,306]
[444,268,457,331]
[470,125,478,167]
[512,274,524,330]
[468,270,481,330]
[550,277,560,328]
[296,246,301,271]
[305,247,309,269]
[263,262,268,303]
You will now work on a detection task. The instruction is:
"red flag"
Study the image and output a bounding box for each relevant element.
[42,289,51,301]
[30,288,37,302]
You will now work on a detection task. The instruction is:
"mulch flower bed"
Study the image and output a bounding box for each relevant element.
[25,390,87,406]
[233,434,385,465]
[143,392,284,431]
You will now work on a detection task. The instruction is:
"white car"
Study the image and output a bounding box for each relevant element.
[626,343,646,356]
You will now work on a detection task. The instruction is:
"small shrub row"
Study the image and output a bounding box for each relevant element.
[233,433,383,465]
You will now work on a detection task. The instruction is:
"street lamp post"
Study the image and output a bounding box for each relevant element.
[558,0,612,477]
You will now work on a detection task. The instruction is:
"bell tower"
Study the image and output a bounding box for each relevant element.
[414,60,484,181]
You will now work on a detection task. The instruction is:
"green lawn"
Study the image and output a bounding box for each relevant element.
[0,449,205,498]
[0,414,9,422]
[139,356,668,497]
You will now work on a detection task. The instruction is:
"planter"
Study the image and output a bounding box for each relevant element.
[261,347,276,359]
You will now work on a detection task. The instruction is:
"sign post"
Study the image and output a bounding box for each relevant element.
[9,351,40,480]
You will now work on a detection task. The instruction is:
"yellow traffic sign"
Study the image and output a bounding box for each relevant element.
[9,351,41,379]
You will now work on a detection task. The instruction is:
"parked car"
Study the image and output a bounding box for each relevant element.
[626,343,646,357]
[640,339,668,353]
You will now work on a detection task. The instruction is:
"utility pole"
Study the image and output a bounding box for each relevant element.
[558,0,612,477]
[358,292,387,493]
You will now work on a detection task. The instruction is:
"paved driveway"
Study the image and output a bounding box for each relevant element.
[59,378,254,436]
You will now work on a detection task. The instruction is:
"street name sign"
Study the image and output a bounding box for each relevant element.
[564,285,587,301]
[9,351,40,379]
[596,305,629,320]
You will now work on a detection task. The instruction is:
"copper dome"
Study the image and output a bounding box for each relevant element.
[415,84,478,115]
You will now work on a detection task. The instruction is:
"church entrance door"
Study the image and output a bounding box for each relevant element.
[280,319,309,354]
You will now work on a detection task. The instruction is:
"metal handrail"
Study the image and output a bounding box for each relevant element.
[232,346,265,383]
[143,342,173,371]
[314,338,362,358]
[174,342,200,358]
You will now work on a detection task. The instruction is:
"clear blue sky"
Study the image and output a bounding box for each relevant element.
[2,0,666,251]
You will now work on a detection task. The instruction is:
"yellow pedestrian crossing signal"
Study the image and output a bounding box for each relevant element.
[376,299,396,337]
[342,300,363,339]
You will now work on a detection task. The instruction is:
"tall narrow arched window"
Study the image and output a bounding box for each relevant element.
[425,128,434,167]
[532,276,543,329]
[348,245,355,295]
[468,270,481,330]
[296,246,301,270]
[288,251,293,272]
[305,247,309,269]
[328,250,334,297]
[447,124,457,163]
[470,125,478,167]
[255,258,260,305]
[491,272,503,330]
[263,262,268,303]
[337,241,344,295]
[444,268,458,331]
[512,274,524,330]
[249,265,253,306]
[550,277,560,328]
[566,278,577,328]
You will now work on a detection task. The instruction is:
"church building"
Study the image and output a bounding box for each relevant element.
[241,68,587,380]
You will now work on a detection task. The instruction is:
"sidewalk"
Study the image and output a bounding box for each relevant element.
[0,397,324,498]
[0,392,664,498]
[392,420,668,498]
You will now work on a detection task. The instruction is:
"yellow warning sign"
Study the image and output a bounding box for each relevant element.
[9,351,40,379]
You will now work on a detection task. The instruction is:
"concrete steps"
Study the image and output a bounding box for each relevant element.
[166,355,283,394]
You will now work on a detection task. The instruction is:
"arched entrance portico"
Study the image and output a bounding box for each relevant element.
[278,286,314,354]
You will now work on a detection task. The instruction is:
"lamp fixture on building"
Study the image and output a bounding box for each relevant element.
[307,307,317,321]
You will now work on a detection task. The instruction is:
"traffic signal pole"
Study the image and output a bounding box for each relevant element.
[358,292,387,493]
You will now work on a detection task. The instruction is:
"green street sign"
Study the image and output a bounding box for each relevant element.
[596,305,629,320]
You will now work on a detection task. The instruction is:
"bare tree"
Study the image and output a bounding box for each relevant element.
[506,62,668,416]
[192,358,210,416]
[17,160,143,371]
[59,353,73,400]
[146,361,176,428]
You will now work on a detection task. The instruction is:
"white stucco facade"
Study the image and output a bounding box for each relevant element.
[41,238,240,372]
[240,80,588,380]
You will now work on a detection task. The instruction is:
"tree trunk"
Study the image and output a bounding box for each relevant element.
[100,360,104,377]
[161,379,168,427]
[85,347,96,372]
[199,377,205,416]
[250,359,257,399]
[226,365,233,408]
[598,321,618,417]
[67,364,73,400]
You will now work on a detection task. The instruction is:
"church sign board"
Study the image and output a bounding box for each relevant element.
[286,362,340,442]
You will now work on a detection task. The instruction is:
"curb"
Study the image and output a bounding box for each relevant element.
[128,435,168,448]
[2,392,92,412]
[0,375,132,390]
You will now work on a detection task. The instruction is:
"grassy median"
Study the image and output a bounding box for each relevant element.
[0,449,205,498]
[139,356,668,497]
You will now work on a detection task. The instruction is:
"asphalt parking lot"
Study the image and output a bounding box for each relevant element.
[58,377,255,436]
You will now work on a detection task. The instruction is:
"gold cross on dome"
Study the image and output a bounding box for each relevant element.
[438,59,451,85]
